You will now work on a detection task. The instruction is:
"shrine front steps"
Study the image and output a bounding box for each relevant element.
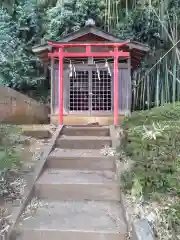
[35,169,120,201]
[47,148,116,171]
[56,135,112,149]
[61,125,110,136]
[15,126,127,240]
[16,200,127,240]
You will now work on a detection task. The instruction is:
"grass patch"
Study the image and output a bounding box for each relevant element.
[121,103,180,239]
[123,102,180,129]
[0,124,27,199]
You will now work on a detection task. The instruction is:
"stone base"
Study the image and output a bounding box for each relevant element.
[51,114,125,125]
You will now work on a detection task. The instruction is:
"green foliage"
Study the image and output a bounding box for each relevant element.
[121,104,180,235]
[0,0,106,94]
[16,0,43,45]
[0,8,39,90]
[45,0,106,40]
[164,201,180,234]
[122,102,180,129]
[114,8,162,48]
[0,0,180,103]
[122,124,180,196]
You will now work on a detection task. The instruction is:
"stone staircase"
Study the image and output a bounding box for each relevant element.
[15,126,127,240]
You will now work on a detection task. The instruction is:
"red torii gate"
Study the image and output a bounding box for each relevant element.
[48,41,130,125]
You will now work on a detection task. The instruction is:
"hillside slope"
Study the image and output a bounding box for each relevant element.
[121,103,180,240]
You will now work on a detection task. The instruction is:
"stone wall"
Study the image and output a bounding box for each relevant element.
[0,84,49,124]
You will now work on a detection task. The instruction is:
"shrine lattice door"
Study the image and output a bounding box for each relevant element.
[69,69,112,114]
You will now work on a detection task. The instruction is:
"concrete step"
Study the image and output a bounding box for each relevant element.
[56,136,112,149]
[35,169,120,201]
[62,126,110,136]
[16,200,127,240]
[21,125,56,139]
[22,129,51,139]
[47,148,116,171]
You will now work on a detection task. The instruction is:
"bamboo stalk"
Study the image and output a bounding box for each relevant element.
[172,13,177,107]
[104,0,180,111]
[147,74,150,109]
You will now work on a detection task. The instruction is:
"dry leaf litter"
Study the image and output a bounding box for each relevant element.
[0,177,27,237]
[100,145,116,156]
[21,197,49,222]
[124,194,180,240]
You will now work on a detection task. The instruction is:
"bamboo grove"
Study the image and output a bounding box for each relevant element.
[105,0,180,111]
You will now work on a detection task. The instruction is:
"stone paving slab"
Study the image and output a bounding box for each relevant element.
[62,126,110,136]
[49,148,111,158]
[36,169,116,184]
[47,148,116,171]
[56,136,112,149]
[18,200,127,232]
[35,169,120,201]
[59,136,111,140]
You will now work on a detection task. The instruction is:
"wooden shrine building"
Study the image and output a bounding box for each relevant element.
[32,20,149,125]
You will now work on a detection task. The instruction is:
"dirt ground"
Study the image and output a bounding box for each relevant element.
[0,125,56,236]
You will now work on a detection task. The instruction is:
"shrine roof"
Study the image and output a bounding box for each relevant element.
[32,25,149,69]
